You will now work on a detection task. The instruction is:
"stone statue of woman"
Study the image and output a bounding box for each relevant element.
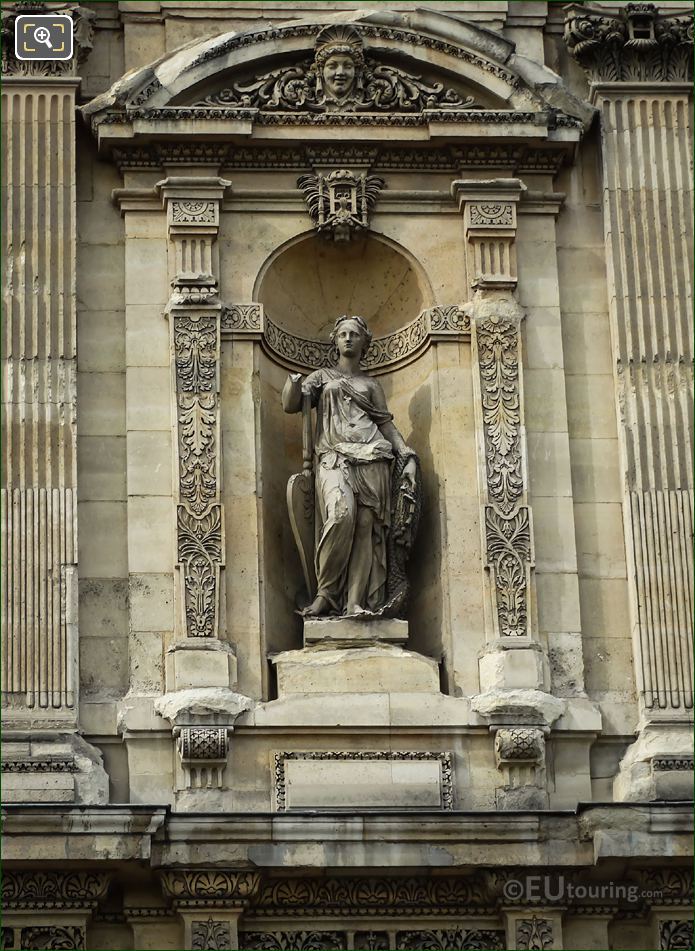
[282,315,421,618]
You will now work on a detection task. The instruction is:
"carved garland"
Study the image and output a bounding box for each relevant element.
[220,305,470,375]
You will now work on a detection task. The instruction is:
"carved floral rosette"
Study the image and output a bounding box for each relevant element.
[172,311,224,638]
[469,297,533,638]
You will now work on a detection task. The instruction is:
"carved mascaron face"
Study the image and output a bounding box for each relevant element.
[321,53,357,100]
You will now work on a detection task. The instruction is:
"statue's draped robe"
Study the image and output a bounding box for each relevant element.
[303,369,393,612]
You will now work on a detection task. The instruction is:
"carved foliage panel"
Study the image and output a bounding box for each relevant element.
[472,308,532,637]
[192,918,232,951]
[516,917,554,950]
[173,313,223,638]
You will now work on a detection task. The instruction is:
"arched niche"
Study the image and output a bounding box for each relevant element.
[254,231,434,340]
[250,232,450,678]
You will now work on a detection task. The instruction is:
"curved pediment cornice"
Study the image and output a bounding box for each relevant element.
[82,8,594,150]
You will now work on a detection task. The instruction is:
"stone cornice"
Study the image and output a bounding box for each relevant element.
[564,2,693,84]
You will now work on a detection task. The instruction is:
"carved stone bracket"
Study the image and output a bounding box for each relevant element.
[220,303,470,375]
[564,2,693,84]
[494,727,546,796]
[175,726,229,789]
[297,169,385,241]
[158,177,231,642]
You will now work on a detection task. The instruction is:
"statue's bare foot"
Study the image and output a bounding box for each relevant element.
[301,595,331,617]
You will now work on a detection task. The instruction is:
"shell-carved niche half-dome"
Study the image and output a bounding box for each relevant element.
[82,9,594,146]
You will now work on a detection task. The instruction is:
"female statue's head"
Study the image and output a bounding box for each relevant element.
[330,314,372,361]
[313,25,365,102]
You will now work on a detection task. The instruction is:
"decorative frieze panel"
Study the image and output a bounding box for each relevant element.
[238,933,346,950]
[18,927,85,951]
[297,169,384,242]
[1,870,111,910]
[565,2,693,83]
[159,869,262,909]
[395,929,505,950]
[111,143,571,175]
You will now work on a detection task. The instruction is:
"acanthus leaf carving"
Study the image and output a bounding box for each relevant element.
[179,393,218,515]
[19,927,85,951]
[160,869,262,905]
[1,871,110,910]
[659,920,695,950]
[177,504,223,638]
[471,301,533,639]
[238,933,346,950]
[564,3,693,82]
[174,317,218,393]
[191,918,232,951]
[485,507,531,638]
[395,929,506,950]
[477,313,523,515]
[516,917,554,951]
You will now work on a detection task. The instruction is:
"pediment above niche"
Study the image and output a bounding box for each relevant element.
[82,9,595,150]
[185,25,485,114]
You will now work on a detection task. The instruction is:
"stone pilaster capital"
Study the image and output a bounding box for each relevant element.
[159,868,262,912]
[451,180,526,290]
[1,1,96,78]
[564,2,693,85]
[156,176,232,237]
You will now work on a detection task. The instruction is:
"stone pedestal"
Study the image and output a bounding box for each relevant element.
[303,616,408,647]
[272,645,440,697]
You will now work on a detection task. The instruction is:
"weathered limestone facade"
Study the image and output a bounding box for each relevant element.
[1,2,692,950]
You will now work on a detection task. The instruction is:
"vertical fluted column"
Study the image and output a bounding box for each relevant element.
[1,80,80,720]
[565,2,694,799]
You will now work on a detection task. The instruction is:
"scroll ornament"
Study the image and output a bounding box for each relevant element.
[195,24,478,113]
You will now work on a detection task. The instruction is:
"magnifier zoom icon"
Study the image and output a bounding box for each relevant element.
[34,26,53,48]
